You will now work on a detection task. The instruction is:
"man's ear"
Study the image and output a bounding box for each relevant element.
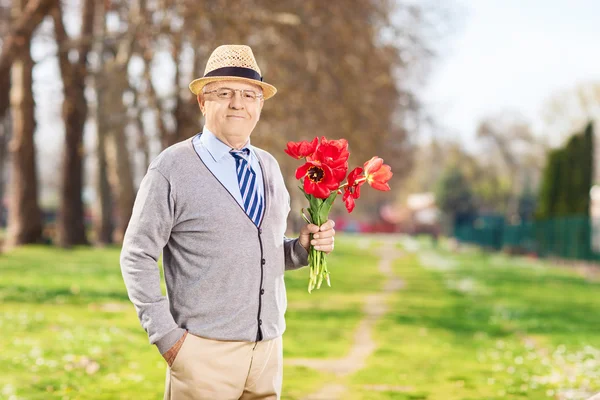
[197,94,205,115]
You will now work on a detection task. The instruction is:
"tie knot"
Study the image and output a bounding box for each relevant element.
[230,148,250,160]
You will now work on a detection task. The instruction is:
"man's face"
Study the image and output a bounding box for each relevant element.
[199,80,264,146]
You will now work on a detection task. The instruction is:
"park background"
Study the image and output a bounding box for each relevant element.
[2,0,600,399]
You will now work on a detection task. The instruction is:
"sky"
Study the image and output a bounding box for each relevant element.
[422,0,600,145]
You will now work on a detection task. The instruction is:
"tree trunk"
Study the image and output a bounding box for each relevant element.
[5,12,43,248]
[171,30,202,148]
[132,90,150,171]
[98,70,134,244]
[53,1,94,247]
[91,0,113,245]
[90,0,138,244]
[56,78,88,247]
[94,87,114,245]
[173,93,198,147]
[0,75,10,122]
[0,0,58,120]
[106,122,135,243]
[0,117,10,229]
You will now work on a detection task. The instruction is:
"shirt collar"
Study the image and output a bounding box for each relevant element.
[200,127,253,162]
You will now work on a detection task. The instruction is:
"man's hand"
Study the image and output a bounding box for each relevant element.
[163,331,188,367]
[299,220,336,253]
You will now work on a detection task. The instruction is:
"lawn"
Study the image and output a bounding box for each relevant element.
[1,236,600,399]
[0,236,382,400]
[347,238,600,400]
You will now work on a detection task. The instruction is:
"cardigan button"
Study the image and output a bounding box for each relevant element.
[261,259,266,265]
[260,289,265,295]
[259,319,263,326]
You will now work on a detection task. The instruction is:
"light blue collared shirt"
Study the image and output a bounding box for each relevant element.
[192,128,265,220]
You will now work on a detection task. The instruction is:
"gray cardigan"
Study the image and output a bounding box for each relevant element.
[120,138,308,354]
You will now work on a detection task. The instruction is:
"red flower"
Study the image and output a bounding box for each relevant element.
[363,157,392,191]
[310,137,349,184]
[342,167,365,213]
[284,137,319,159]
[296,160,339,199]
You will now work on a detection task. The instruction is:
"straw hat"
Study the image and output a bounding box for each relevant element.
[189,45,277,100]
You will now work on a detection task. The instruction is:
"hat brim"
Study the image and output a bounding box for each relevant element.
[189,76,277,100]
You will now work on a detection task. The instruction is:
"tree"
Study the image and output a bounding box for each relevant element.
[0,117,10,228]
[89,1,112,245]
[541,82,600,148]
[436,165,477,228]
[5,0,47,248]
[91,0,141,244]
[536,148,563,220]
[132,0,444,215]
[536,122,594,219]
[0,0,58,121]
[1,0,448,245]
[52,0,95,247]
[541,82,600,183]
[476,111,546,221]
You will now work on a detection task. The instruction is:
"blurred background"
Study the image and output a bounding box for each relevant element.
[1,0,600,256]
[2,0,600,399]
[1,0,449,247]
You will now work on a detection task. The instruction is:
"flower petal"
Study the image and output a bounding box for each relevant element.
[295,162,312,180]
[353,183,362,199]
[370,181,390,191]
[347,167,363,186]
[284,143,299,158]
[370,164,393,186]
[285,137,319,159]
[313,138,350,171]
[321,164,341,190]
[364,156,383,175]
[305,177,331,199]
[343,189,356,213]
[331,163,348,185]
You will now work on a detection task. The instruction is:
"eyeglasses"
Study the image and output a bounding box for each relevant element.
[203,87,263,101]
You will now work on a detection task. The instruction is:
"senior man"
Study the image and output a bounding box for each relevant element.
[120,44,336,400]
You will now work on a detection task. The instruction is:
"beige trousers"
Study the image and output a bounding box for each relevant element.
[164,334,283,400]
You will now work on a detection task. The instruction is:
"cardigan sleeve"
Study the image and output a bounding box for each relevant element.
[120,168,186,354]
[283,237,309,270]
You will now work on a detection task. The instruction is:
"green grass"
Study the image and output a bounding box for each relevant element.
[283,235,384,359]
[347,239,600,400]
[0,236,381,399]
[2,236,600,399]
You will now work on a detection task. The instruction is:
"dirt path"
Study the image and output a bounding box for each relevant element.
[285,237,405,400]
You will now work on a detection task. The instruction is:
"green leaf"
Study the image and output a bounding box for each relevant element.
[318,191,337,223]
[304,195,324,225]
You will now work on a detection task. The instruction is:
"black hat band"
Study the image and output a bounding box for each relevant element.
[204,67,263,82]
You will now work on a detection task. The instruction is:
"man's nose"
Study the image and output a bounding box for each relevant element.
[229,91,244,109]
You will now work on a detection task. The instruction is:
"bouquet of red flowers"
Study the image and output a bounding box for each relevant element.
[285,136,393,292]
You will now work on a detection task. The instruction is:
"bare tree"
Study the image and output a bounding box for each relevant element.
[90,1,112,245]
[0,5,12,219]
[0,117,11,228]
[76,0,448,241]
[91,0,143,243]
[0,0,58,120]
[52,0,95,247]
[5,0,47,248]
[476,111,545,221]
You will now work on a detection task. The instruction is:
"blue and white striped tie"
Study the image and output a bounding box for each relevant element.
[230,149,263,226]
